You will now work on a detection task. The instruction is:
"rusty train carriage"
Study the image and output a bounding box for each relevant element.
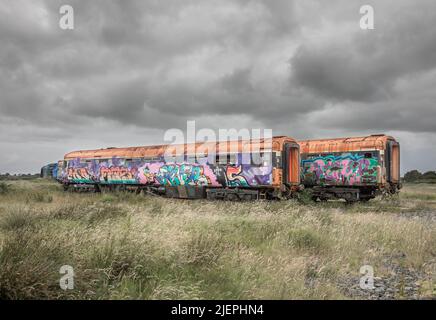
[54,133,401,202]
[298,134,401,202]
[57,136,301,200]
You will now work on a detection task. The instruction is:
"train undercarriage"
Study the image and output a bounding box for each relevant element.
[309,183,401,203]
[62,182,400,203]
[62,183,297,201]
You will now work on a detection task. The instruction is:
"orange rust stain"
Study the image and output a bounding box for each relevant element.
[298,134,396,154]
[64,136,297,160]
[272,168,282,187]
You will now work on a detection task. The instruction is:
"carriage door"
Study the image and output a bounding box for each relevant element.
[386,141,400,184]
[391,142,400,183]
[284,143,300,185]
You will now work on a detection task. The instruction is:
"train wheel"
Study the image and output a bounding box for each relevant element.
[225,193,238,201]
[206,191,216,200]
[94,184,101,193]
[242,194,252,201]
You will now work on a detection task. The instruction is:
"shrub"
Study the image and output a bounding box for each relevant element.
[403,170,422,182]
[0,206,37,231]
[0,230,70,299]
[0,182,10,195]
[297,188,315,205]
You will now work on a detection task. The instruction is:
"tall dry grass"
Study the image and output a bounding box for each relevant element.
[0,179,434,299]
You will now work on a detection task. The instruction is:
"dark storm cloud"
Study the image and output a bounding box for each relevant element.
[0,0,436,173]
[290,0,436,104]
[0,0,302,127]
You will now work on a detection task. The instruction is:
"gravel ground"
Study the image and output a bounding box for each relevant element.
[338,256,435,300]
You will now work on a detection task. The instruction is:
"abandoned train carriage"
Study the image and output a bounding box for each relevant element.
[57,136,301,200]
[298,134,401,202]
[40,163,58,179]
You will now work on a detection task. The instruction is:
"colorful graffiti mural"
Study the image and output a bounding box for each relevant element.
[62,154,273,188]
[100,166,138,183]
[225,165,249,187]
[301,152,379,186]
[139,163,213,186]
[67,167,92,183]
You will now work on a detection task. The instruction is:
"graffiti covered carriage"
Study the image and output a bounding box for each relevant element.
[57,136,301,200]
[298,134,401,202]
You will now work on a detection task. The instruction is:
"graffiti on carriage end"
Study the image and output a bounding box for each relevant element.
[302,153,379,185]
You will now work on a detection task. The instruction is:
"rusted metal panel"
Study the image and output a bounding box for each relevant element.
[298,134,395,154]
[64,136,298,160]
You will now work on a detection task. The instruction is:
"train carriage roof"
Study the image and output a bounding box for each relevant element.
[64,136,297,160]
[298,134,397,154]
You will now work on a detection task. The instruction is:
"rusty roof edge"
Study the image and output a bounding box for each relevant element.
[298,134,396,144]
[64,136,297,159]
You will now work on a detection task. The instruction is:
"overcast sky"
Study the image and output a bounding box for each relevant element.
[1,0,435,174]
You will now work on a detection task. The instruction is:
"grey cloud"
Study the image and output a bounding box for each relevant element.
[0,0,435,173]
[290,0,436,103]
[221,68,254,94]
[291,44,390,102]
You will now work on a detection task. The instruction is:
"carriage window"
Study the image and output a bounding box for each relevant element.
[251,153,261,165]
[251,152,270,166]
[186,155,196,164]
[261,153,271,166]
[364,153,372,159]
[275,154,282,167]
[228,154,237,165]
[215,154,224,165]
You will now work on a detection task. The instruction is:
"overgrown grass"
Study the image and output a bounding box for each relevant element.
[0,182,10,195]
[0,181,434,299]
[0,205,39,231]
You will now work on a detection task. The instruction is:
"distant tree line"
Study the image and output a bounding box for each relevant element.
[403,170,436,183]
[0,173,40,181]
